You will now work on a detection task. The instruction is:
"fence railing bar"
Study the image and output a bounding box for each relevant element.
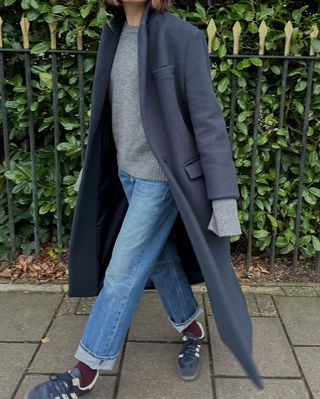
[0,16,16,260]
[0,48,97,55]
[228,22,241,150]
[1,47,320,61]
[269,21,293,272]
[245,21,267,272]
[311,24,319,273]
[77,28,86,165]
[20,16,40,255]
[49,21,63,260]
[292,23,319,269]
[292,58,315,268]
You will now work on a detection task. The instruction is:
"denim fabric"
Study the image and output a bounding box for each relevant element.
[74,169,204,370]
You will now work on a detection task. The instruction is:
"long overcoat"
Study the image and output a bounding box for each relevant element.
[67,0,264,390]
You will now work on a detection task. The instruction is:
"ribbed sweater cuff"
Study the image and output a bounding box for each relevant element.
[208,198,242,237]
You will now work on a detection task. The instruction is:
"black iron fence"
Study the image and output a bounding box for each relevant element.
[0,16,319,274]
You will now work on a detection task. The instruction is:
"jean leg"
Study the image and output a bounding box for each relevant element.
[74,170,179,370]
[148,229,204,333]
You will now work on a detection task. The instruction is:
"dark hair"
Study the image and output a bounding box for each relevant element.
[103,0,171,15]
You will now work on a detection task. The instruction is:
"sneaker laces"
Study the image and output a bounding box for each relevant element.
[180,336,202,363]
[47,370,74,397]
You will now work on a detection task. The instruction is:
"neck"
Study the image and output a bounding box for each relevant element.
[122,1,147,26]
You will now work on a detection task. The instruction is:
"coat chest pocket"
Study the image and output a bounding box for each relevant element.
[183,156,204,180]
[152,64,175,80]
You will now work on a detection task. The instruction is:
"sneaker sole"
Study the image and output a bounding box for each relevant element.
[176,361,201,381]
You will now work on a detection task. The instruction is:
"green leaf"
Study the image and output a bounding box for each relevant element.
[276,236,288,248]
[31,101,39,111]
[218,44,227,58]
[82,58,95,73]
[309,187,320,197]
[253,230,269,239]
[29,0,39,8]
[293,99,304,115]
[52,5,67,14]
[195,2,206,19]
[312,236,320,251]
[292,6,309,24]
[271,65,281,75]
[4,0,17,5]
[248,22,258,33]
[249,57,263,67]
[256,200,264,210]
[27,10,40,21]
[302,189,317,205]
[267,214,278,228]
[257,7,274,19]
[217,77,229,93]
[241,185,249,200]
[59,118,80,130]
[311,38,320,54]
[276,128,289,137]
[39,72,52,89]
[308,151,318,167]
[295,80,307,92]
[39,203,52,214]
[299,235,311,246]
[238,111,251,122]
[80,5,91,19]
[231,4,246,15]
[31,42,50,54]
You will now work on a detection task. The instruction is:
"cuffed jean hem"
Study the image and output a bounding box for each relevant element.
[168,306,204,333]
[74,341,120,370]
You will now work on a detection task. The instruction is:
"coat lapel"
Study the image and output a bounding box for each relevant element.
[88,0,153,138]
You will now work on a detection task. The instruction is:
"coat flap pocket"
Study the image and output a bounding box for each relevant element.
[152,64,175,80]
[183,156,203,179]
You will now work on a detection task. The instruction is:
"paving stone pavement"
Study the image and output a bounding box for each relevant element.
[0,284,319,399]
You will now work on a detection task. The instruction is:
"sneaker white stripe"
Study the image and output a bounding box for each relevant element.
[70,393,78,399]
[196,321,205,339]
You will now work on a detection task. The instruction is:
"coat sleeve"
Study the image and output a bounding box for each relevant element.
[208,199,242,237]
[184,29,240,201]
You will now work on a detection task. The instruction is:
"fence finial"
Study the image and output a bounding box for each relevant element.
[20,15,30,49]
[207,18,216,53]
[258,21,268,55]
[284,20,293,56]
[233,21,241,55]
[48,21,57,50]
[0,16,3,48]
[310,23,319,56]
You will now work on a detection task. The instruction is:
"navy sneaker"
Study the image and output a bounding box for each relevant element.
[177,321,205,380]
[25,366,99,399]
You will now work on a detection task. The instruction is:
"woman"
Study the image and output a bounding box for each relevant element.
[26,1,263,398]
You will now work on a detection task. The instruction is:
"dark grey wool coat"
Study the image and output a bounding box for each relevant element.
[67,0,264,390]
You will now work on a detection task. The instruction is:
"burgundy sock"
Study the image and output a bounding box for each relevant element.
[183,320,203,338]
[75,361,98,388]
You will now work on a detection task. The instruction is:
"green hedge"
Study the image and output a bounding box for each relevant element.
[0,0,319,260]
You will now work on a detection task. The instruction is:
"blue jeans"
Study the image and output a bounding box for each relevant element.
[74,169,204,370]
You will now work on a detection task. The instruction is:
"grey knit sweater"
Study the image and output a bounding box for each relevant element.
[75,21,242,237]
